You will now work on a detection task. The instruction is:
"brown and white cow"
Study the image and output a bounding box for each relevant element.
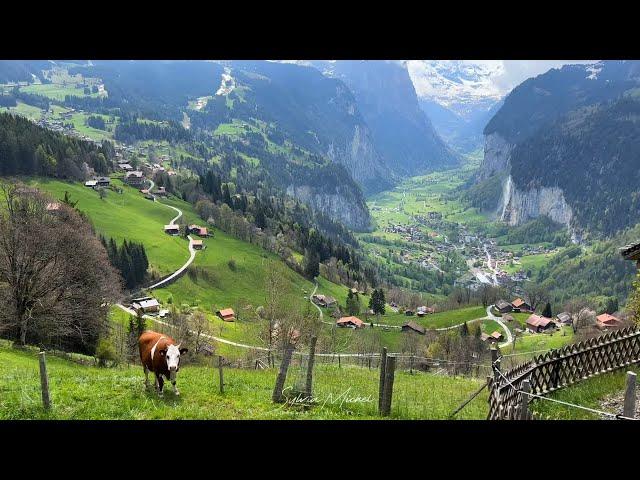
[138,330,188,396]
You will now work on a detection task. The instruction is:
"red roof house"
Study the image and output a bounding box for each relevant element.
[596,313,623,329]
[336,316,364,328]
[216,308,236,322]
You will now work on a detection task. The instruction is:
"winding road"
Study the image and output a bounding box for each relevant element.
[485,304,513,348]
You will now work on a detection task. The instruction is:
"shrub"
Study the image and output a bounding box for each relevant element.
[228,258,237,271]
[95,338,118,367]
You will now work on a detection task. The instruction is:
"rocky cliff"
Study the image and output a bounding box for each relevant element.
[286,184,371,231]
[478,132,514,180]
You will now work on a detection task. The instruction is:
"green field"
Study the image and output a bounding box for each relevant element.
[20,83,99,101]
[0,342,488,420]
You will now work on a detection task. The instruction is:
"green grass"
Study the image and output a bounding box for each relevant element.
[0,101,44,121]
[20,83,99,101]
[0,342,488,419]
[29,177,189,276]
[509,326,574,354]
[531,365,640,420]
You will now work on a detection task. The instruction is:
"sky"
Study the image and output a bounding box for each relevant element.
[406,60,599,104]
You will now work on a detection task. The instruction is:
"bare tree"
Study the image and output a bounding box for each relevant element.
[0,183,121,352]
[523,283,549,312]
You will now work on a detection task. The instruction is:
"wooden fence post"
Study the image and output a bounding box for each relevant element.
[410,355,414,375]
[305,336,317,398]
[378,347,387,413]
[519,379,531,420]
[380,355,396,417]
[338,354,341,369]
[218,355,224,394]
[491,346,501,382]
[38,351,51,411]
[624,371,637,419]
[272,343,295,403]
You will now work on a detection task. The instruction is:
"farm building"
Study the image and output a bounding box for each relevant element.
[217,308,235,322]
[164,225,180,235]
[118,163,133,171]
[188,225,209,236]
[96,177,110,187]
[312,294,337,308]
[84,180,98,187]
[556,312,572,325]
[191,239,204,250]
[512,298,532,312]
[131,297,160,315]
[155,186,168,197]
[596,313,623,330]
[621,241,640,268]
[416,306,435,317]
[526,314,556,333]
[336,316,364,328]
[125,171,145,186]
[401,321,426,335]
[490,331,504,341]
[495,300,513,314]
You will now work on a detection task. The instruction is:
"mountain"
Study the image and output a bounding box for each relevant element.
[323,60,459,175]
[477,60,640,238]
[408,61,504,153]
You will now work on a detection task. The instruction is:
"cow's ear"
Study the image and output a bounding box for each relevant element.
[159,349,167,356]
[179,348,189,355]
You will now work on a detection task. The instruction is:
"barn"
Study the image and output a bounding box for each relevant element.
[495,300,513,314]
[401,321,426,335]
[216,308,236,322]
[336,316,364,328]
[526,314,555,333]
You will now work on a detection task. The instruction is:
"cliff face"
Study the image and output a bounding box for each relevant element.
[286,184,371,231]
[478,132,514,180]
[499,175,573,227]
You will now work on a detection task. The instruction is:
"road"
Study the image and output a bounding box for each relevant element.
[486,304,513,348]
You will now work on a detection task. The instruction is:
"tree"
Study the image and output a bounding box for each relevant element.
[368,289,386,316]
[0,183,121,352]
[542,302,552,318]
[604,297,619,315]
[346,289,360,316]
[523,283,549,312]
[303,248,320,279]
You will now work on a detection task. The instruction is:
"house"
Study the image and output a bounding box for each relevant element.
[125,170,145,186]
[118,163,133,171]
[155,186,168,197]
[512,298,532,312]
[526,314,556,333]
[596,313,623,330]
[556,312,572,325]
[84,180,98,187]
[480,332,499,343]
[188,225,209,237]
[216,308,235,322]
[191,239,204,250]
[96,177,110,187]
[336,316,364,328]
[164,224,180,235]
[311,294,337,308]
[401,321,426,335]
[491,331,504,342]
[496,300,513,314]
[416,305,435,317]
[620,241,640,268]
[131,298,160,315]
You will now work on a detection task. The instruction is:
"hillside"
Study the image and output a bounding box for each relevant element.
[478,60,640,237]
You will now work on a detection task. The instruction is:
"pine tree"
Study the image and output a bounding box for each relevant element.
[542,302,552,318]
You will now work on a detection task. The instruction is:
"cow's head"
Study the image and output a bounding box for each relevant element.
[160,344,189,381]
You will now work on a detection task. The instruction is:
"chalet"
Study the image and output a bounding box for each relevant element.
[416,306,435,317]
[131,298,160,315]
[512,298,532,313]
[164,224,180,235]
[495,300,513,314]
[119,163,133,171]
[336,316,364,329]
[216,308,235,322]
[596,313,623,330]
[188,225,209,237]
[96,177,110,187]
[155,186,168,197]
[84,180,98,187]
[526,314,555,333]
[620,241,640,268]
[491,331,504,342]
[401,321,426,335]
[312,294,337,308]
[125,170,145,186]
[480,332,492,343]
[556,312,572,325]
[191,239,204,250]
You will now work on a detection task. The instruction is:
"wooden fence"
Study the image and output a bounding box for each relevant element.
[488,326,640,420]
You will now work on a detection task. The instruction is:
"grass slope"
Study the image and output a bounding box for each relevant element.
[0,343,488,420]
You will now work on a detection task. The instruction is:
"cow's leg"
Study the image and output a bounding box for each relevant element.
[156,373,164,397]
[172,380,180,396]
[143,365,150,389]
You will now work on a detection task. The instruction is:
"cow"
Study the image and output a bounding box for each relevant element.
[138,330,188,396]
